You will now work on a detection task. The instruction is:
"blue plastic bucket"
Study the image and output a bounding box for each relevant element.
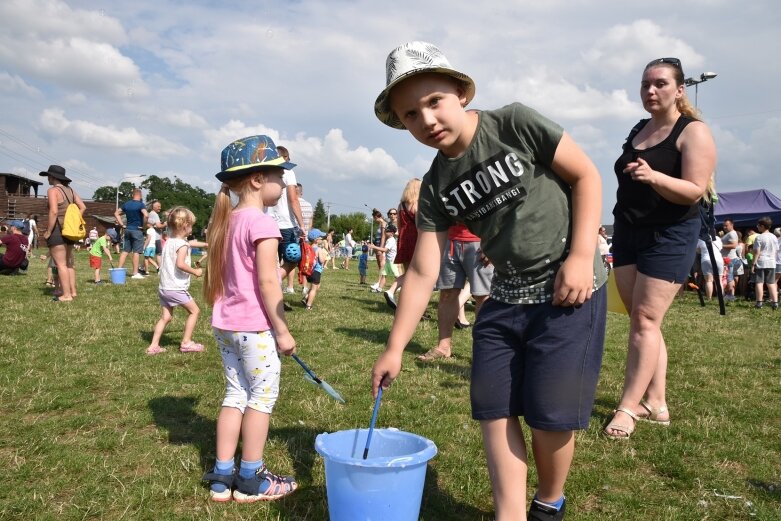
[315,428,437,521]
[109,268,126,284]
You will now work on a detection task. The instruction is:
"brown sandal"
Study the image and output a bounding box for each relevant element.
[416,348,452,362]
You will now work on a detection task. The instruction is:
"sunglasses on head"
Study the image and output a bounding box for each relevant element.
[647,57,681,69]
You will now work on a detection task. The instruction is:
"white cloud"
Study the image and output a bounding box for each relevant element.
[486,68,642,122]
[0,0,147,98]
[39,108,188,157]
[583,20,704,76]
[160,109,208,129]
[0,72,41,97]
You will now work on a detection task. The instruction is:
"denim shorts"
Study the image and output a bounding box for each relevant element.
[612,217,700,283]
[470,288,606,430]
[277,227,298,262]
[123,228,145,254]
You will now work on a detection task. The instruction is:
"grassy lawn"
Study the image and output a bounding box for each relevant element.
[0,252,779,520]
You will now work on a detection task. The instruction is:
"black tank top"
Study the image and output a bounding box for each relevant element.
[612,115,699,225]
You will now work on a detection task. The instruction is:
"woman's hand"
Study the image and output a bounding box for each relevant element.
[623,157,659,185]
[44,230,52,240]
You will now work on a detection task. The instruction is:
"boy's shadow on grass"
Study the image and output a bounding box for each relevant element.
[334,326,429,355]
[420,465,492,520]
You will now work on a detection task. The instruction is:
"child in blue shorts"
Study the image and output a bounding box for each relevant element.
[370,42,608,520]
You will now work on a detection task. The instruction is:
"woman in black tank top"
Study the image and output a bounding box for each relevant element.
[605,58,717,439]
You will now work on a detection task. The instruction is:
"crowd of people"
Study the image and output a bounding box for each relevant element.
[5,42,779,520]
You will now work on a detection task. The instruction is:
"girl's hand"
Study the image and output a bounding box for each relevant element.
[371,350,402,398]
[552,255,593,307]
[276,331,296,356]
[623,157,658,185]
[193,267,203,278]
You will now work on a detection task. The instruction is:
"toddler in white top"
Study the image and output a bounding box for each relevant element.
[146,206,205,355]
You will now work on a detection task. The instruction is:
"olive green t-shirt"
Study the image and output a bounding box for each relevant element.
[417,102,607,304]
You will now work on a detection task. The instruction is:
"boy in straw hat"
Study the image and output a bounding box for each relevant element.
[370,42,607,520]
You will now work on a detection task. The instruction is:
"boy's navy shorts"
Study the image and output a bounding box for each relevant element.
[611,217,700,284]
[470,288,606,431]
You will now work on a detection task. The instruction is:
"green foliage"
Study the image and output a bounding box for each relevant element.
[329,212,370,242]
[1,260,779,520]
[312,199,327,230]
[141,175,216,235]
[91,181,136,205]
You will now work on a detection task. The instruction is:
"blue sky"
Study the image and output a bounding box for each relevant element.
[1,0,779,224]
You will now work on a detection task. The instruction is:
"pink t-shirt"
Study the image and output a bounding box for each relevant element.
[211,207,281,332]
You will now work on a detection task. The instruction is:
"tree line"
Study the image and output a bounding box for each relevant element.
[93,175,373,241]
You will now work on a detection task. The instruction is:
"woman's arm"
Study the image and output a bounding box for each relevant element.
[73,189,87,215]
[624,121,716,205]
[45,187,60,238]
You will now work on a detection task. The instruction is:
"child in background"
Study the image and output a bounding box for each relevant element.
[367,224,398,293]
[201,135,298,502]
[146,207,204,355]
[358,243,369,284]
[301,229,329,310]
[143,222,160,274]
[370,42,606,520]
[88,230,113,284]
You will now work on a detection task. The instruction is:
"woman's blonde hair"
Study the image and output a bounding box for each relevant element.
[203,173,260,305]
[166,206,196,235]
[400,178,421,214]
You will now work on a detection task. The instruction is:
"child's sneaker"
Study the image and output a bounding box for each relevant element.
[180,341,205,353]
[370,282,380,291]
[528,498,566,521]
[203,469,235,502]
[772,302,779,311]
[302,286,310,299]
[233,464,298,502]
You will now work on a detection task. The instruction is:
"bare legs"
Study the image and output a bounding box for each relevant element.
[49,244,75,300]
[216,407,270,463]
[607,266,676,436]
[481,418,574,520]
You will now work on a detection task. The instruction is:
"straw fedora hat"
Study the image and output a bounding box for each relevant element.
[374,41,475,129]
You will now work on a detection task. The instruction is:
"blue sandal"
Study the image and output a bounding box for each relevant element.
[232,464,297,502]
[203,470,235,502]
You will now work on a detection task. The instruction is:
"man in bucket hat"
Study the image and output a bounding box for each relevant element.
[370,41,607,521]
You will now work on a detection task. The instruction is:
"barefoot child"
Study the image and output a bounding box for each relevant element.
[146,207,204,355]
[201,135,298,502]
[370,42,607,520]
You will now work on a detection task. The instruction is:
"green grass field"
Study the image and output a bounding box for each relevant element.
[0,252,779,520]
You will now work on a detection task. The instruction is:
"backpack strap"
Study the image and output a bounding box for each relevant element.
[55,185,74,205]
[622,119,650,152]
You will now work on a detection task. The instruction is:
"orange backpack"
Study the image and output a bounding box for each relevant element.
[298,238,316,284]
